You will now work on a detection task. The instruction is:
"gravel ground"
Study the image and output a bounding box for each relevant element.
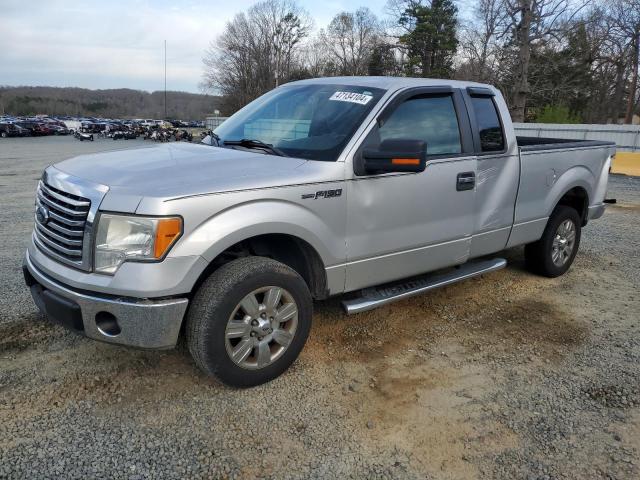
[1,136,639,479]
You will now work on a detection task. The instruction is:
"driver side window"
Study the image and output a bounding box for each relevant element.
[379,95,462,155]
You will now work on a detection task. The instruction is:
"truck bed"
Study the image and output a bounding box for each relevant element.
[517,136,615,152]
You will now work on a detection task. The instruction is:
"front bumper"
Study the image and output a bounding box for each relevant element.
[24,250,188,349]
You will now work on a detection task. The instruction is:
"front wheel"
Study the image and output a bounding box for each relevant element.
[525,205,581,277]
[186,257,312,387]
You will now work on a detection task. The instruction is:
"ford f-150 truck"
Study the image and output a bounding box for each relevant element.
[23,77,614,387]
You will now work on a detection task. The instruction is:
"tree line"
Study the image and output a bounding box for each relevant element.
[0,86,221,120]
[202,0,640,124]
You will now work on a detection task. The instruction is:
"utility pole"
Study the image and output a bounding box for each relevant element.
[164,40,167,120]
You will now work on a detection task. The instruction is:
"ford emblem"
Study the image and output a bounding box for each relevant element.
[36,205,50,224]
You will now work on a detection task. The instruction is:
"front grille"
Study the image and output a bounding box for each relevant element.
[34,181,90,267]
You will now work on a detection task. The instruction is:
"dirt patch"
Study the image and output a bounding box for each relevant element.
[609,202,640,213]
[471,299,588,351]
[309,272,587,366]
[0,315,62,353]
[302,282,592,478]
[584,383,640,409]
[335,351,519,480]
[0,337,207,427]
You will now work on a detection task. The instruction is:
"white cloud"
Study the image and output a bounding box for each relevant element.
[0,0,389,92]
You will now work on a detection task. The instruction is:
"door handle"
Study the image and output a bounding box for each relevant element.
[456,172,475,191]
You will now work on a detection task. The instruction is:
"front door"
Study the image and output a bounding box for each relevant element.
[345,89,477,292]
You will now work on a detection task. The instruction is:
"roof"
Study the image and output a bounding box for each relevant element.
[286,76,494,92]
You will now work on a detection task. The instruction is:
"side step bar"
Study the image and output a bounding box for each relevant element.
[342,258,507,315]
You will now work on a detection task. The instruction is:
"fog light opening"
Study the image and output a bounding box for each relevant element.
[95,311,121,337]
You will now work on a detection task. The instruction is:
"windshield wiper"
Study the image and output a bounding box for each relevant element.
[210,131,221,145]
[223,138,288,157]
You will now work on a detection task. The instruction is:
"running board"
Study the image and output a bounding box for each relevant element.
[342,258,507,315]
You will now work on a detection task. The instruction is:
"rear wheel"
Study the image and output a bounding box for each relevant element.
[186,256,312,387]
[525,205,581,277]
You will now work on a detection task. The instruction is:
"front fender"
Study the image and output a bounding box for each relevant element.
[171,199,344,268]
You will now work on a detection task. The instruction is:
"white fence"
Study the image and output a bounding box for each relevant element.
[514,123,640,152]
[206,117,640,152]
[205,116,228,130]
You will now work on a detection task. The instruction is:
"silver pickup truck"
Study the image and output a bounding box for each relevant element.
[23,77,614,386]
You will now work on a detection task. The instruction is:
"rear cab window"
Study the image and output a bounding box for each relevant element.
[469,95,505,152]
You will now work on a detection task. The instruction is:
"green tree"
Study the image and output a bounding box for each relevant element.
[396,0,458,78]
[527,22,594,122]
[368,44,400,76]
[535,105,581,123]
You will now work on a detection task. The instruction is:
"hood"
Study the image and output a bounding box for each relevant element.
[54,142,308,199]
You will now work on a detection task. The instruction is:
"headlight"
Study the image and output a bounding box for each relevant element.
[94,214,182,274]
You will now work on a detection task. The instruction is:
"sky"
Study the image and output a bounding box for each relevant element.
[0,0,399,94]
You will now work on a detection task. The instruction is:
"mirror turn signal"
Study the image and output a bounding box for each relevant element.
[360,139,427,174]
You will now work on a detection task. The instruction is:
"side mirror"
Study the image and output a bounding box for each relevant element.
[359,139,427,175]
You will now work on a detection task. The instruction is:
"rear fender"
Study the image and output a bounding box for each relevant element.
[546,166,593,217]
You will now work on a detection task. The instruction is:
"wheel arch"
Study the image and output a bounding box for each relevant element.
[547,166,593,226]
[191,233,329,301]
[555,186,589,226]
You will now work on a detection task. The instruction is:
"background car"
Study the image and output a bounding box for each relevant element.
[0,123,22,137]
[49,125,69,135]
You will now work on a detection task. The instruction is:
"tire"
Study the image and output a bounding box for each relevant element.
[0,132,7,138]
[525,205,581,278]
[186,256,312,388]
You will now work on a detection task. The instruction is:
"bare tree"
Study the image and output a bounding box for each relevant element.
[201,0,311,113]
[608,0,640,123]
[587,5,633,122]
[199,0,638,122]
[498,0,587,122]
[458,0,505,83]
[300,34,338,77]
[323,8,383,76]
[253,0,312,86]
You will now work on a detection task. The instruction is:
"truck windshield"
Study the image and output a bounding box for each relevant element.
[214,84,385,161]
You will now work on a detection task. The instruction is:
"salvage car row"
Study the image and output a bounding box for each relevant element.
[0,115,205,138]
[0,118,71,137]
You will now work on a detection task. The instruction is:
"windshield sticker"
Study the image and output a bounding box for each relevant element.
[329,91,373,105]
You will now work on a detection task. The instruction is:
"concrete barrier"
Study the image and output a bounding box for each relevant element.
[612,152,640,177]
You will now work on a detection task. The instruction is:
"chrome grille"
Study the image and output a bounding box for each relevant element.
[34,181,90,267]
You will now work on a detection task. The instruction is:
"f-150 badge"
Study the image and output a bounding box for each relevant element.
[301,189,342,200]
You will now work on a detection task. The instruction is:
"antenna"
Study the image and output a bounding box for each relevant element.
[164,40,167,120]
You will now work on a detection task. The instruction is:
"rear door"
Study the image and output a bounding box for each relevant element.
[344,87,478,291]
[462,88,520,258]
